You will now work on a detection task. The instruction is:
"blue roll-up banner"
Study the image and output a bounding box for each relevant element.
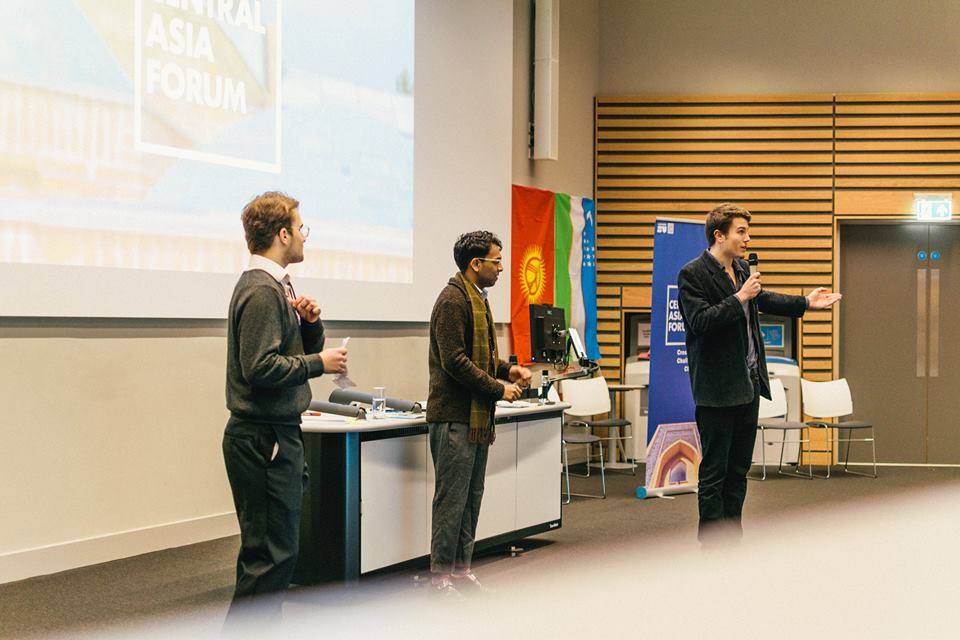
[641,219,707,498]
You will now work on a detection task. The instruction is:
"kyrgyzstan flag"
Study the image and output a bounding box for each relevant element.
[511,185,555,363]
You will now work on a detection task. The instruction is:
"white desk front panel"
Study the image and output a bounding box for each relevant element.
[515,417,561,530]
[358,411,562,574]
[473,421,518,540]
[360,434,429,573]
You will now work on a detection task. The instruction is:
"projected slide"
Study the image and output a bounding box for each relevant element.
[0,0,414,282]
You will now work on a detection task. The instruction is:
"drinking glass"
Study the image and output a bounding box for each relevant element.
[372,386,387,415]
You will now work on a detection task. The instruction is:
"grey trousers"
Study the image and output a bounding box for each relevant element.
[429,422,490,574]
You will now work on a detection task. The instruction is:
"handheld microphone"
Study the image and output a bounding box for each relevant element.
[747,253,759,277]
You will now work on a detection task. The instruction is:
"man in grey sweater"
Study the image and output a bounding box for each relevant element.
[223,192,347,603]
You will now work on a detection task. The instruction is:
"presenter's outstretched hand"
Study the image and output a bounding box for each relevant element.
[508,365,533,388]
[291,295,321,323]
[735,272,762,303]
[806,287,843,309]
[320,347,348,374]
[501,383,523,402]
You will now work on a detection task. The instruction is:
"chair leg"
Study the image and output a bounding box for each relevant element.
[749,426,767,480]
[562,442,572,505]
[841,427,879,478]
[804,425,832,480]
[777,430,786,474]
[584,446,591,477]
[760,426,767,480]
[565,441,607,500]
[615,433,636,476]
[825,428,833,479]
[777,429,814,479]
[598,441,606,498]
[568,442,591,478]
[843,427,852,471]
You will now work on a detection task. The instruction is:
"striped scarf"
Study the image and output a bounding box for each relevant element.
[456,272,499,444]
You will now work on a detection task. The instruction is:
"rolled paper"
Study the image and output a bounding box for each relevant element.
[329,389,423,413]
[308,399,366,419]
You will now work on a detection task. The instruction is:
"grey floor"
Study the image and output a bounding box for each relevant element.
[3,465,959,639]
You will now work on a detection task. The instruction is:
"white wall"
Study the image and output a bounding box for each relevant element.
[513,0,599,199]
[599,0,960,95]
[0,0,514,585]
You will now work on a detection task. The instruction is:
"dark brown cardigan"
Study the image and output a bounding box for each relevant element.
[426,276,512,426]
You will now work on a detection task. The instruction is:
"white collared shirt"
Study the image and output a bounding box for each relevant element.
[246,254,288,284]
[473,282,488,300]
[247,254,299,323]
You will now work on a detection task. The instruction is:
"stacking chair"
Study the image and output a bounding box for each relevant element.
[751,378,814,480]
[800,378,878,479]
[573,376,633,472]
[556,377,615,502]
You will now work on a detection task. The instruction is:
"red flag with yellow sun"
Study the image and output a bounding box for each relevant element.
[511,185,555,363]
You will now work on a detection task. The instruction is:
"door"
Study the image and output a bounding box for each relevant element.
[925,224,960,464]
[840,224,927,463]
[840,222,959,464]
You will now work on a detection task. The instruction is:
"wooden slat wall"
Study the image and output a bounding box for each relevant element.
[595,94,836,382]
[597,286,622,379]
[835,93,960,216]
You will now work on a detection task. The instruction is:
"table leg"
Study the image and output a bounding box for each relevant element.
[294,431,361,584]
[607,391,637,471]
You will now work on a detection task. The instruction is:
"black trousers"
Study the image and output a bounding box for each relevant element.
[694,371,760,542]
[222,418,308,598]
[428,422,489,574]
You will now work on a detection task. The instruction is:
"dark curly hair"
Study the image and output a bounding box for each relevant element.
[705,203,751,246]
[241,191,300,253]
[453,230,502,272]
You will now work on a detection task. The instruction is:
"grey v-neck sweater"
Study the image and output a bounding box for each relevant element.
[225,269,326,425]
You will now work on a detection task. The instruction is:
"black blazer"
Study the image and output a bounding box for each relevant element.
[677,251,807,407]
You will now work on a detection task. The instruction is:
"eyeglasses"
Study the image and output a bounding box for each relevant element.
[281,224,310,239]
[476,257,502,265]
[286,224,310,238]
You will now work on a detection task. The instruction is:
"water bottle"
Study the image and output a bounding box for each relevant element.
[539,370,550,404]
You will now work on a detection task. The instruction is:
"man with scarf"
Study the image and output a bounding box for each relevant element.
[426,230,532,596]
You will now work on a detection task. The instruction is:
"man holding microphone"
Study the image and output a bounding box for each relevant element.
[677,203,841,543]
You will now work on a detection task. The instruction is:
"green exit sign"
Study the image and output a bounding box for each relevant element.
[915,193,953,221]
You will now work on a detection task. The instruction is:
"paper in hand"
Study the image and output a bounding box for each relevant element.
[332,336,356,389]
